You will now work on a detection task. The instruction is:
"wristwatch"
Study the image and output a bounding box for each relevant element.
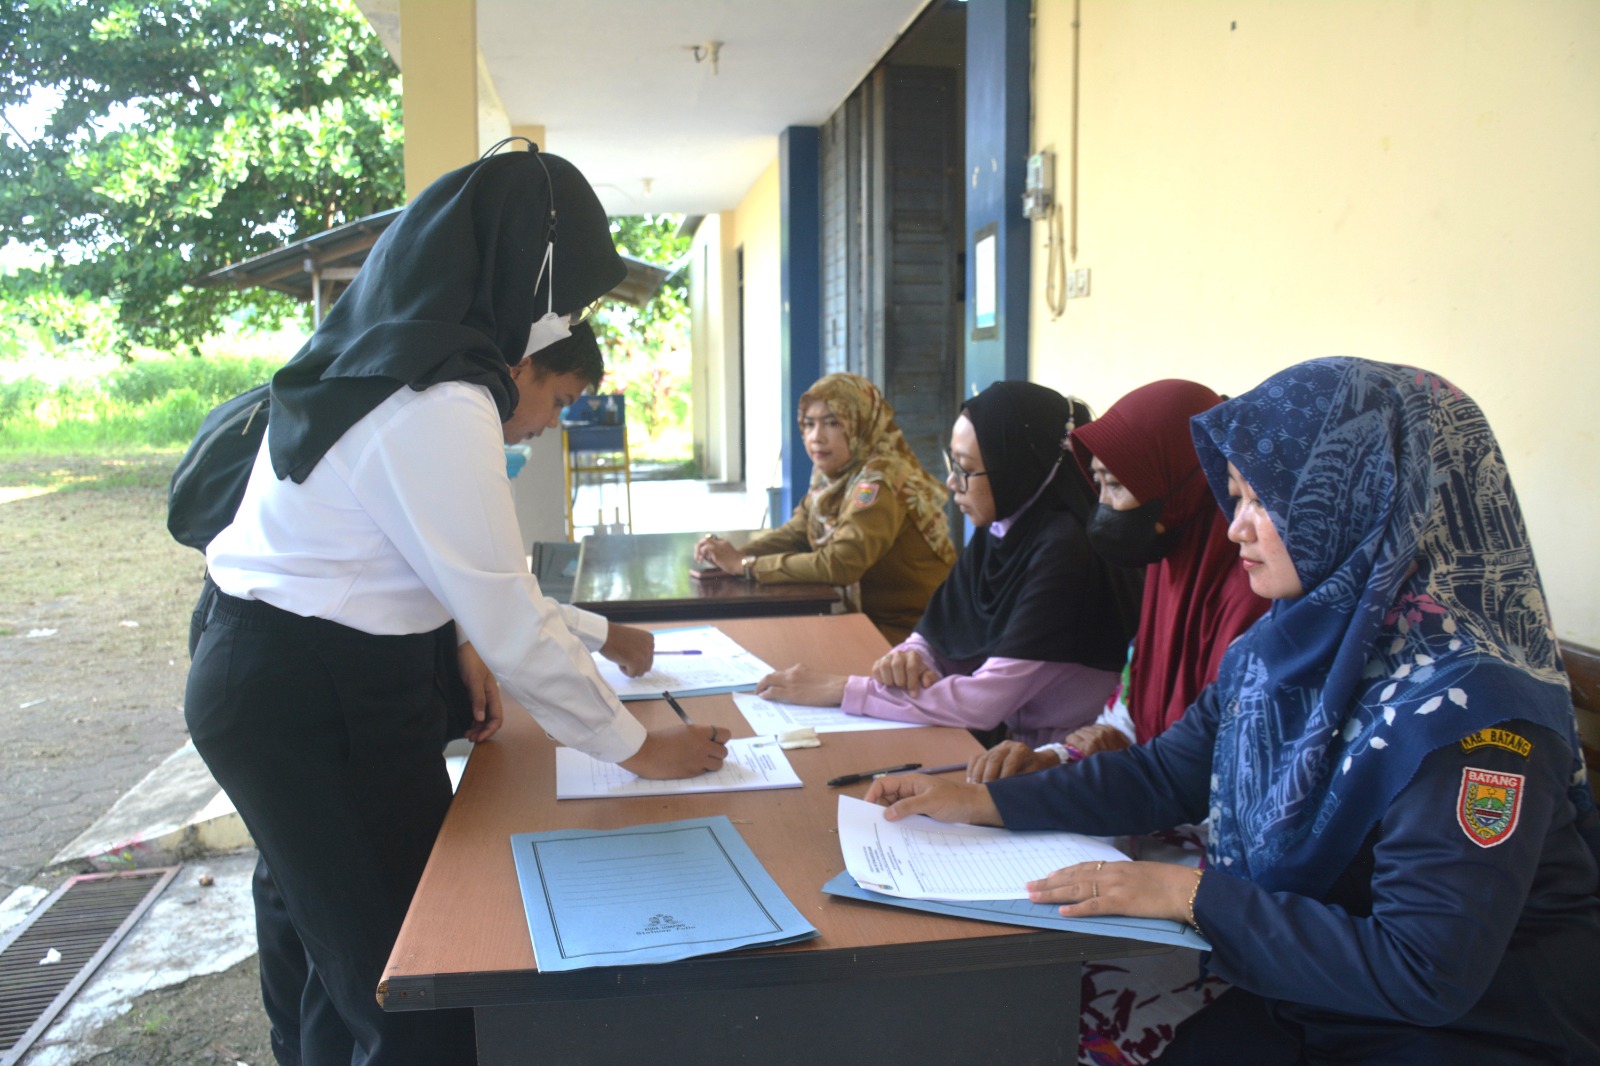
[741,555,757,582]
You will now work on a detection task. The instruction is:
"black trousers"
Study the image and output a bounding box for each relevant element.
[186,589,475,1066]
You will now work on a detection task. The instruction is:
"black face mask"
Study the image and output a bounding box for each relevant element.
[1086,499,1181,567]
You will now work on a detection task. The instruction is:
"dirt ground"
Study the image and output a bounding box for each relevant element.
[0,452,275,1064]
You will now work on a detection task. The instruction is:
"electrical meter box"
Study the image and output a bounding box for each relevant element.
[1023,150,1055,221]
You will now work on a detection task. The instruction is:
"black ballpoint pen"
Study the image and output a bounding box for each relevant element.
[827,762,921,787]
[662,691,692,725]
[663,691,726,746]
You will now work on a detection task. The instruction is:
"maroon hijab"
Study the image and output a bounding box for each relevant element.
[1070,380,1269,742]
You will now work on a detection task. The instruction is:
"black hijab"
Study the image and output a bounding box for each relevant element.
[268,149,625,483]
[916,381,1142,666]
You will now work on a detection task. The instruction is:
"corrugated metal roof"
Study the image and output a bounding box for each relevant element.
[198,209,676,311]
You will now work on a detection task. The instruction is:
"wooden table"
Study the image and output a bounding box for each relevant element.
[380,615,1161,1063]
[570,530,839,622]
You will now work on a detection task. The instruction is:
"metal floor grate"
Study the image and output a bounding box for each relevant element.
[0,866,180,1064]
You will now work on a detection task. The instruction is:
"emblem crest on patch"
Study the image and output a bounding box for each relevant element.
[1457,767,1524,848]
[851,482,880,509]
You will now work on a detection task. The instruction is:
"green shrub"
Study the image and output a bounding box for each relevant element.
[108,356,280,406]
[0,377,52,423]
[138,387,212,444]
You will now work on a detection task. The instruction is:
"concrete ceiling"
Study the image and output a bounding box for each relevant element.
[356,0,935,216]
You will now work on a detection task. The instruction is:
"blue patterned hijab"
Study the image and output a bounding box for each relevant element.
[1189,357,1586,896]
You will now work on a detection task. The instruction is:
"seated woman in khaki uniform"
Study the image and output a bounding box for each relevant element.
[694,373,955,643]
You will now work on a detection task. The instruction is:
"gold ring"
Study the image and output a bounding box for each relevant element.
[1095,860,1105,872]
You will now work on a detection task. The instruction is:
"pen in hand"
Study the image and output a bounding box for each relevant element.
[663,691,723,746]
[827,763,921,787]
[663,691,692,725]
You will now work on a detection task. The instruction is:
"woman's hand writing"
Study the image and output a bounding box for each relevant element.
[619,725,728,779]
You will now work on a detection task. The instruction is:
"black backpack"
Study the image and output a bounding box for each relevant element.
[166,383,271,551]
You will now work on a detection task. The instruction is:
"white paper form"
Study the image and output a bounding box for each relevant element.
[556,736,802,799]
[837,794,1128,901]
[592,625,773,700]
[510,816,818,971]
[731,692,921,735]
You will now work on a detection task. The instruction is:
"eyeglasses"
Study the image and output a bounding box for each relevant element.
[943,448,989,493]
[568,296,607,326]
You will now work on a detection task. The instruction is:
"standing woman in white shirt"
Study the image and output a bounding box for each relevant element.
[187,146,725,1066]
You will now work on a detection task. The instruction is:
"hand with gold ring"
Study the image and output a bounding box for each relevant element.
[1026,859,1201,923]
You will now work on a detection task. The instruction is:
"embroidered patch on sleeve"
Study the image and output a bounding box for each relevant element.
[1460,728,1532,758]
[1457,767,1524,848]
[851,482,880,509]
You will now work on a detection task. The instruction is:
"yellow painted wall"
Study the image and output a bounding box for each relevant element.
[1029,0,1600,642]
[688,214,734,480]
[398,0,479,200]
[727,160,786,495]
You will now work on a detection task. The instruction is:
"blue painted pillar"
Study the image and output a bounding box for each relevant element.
[779,126,822,514]
[964,0,1032,395]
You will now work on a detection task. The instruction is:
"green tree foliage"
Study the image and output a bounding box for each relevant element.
[595,215,691,456]
[0,0,403,355]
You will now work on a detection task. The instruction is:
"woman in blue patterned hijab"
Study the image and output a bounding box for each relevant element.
[867,357,1600,1063]
[1189,356,1589,895]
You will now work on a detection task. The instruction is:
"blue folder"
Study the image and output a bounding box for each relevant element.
[511,816,818,971]
[822,870,1211,952]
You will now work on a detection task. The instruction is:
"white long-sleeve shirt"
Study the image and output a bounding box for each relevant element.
[207,380,645,763]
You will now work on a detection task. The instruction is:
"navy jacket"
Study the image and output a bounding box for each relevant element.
[989,691,1600,1064]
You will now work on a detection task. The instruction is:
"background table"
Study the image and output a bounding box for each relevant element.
[570,530,839,622]
[380,615,1163,1063]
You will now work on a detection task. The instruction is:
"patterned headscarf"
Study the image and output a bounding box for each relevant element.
[797,373,956,566]
[1190,357,1586,896]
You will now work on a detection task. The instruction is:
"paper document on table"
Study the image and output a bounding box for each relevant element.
[592,625,772,700]
[732,692,921,735]
[556,736,802,799]
[510,815,818,971]
[837,795,1128,901]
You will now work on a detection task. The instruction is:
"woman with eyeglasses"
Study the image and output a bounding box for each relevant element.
[757,380,1142,749]
[694,372,956,643]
